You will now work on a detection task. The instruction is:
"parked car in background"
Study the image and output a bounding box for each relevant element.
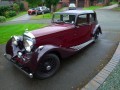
[28,8,36,15]
[68,3,76,10]
[4,10,102,79]
[36,6,50,15]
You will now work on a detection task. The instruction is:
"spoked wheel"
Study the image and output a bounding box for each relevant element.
[34,54,60,79]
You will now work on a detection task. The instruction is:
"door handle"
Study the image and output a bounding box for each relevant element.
[75,26,79,28]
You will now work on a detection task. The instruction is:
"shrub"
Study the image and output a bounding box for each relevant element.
[0,6,10,16]
[13,3,20,13]
[20,3,25,11]
[4,11,9,18]
[0,16,6,23]
[9,11,16,17]
[5,11,16,18]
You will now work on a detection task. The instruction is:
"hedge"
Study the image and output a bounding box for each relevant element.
[0,16,6,23]
[0,6,10,16]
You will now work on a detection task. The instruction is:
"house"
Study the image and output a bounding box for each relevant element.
[0,0,28,10]
[0,0,13,6]
[57,0,111,9]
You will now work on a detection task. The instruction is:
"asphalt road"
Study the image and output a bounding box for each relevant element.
[0,9,120,90]
[11,14,32,21]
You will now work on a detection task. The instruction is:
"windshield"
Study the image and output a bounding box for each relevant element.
[36,7,42,10]
[69,3,76,7]
[53,14,76,24]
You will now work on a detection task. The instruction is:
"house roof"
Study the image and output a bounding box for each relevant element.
[55,10,95,15]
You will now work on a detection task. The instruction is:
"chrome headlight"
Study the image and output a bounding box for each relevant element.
[24,39,34,52]
[23,31,35,52]
[12,36,20,45]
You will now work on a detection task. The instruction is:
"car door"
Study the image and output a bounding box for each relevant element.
[73,14,92,45]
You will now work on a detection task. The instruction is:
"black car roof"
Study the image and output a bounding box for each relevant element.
[55,10,95,15]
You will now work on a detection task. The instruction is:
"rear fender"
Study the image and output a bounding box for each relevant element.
[93,24,102,35]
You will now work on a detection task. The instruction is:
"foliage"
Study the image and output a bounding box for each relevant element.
[8,11,16,17]
[45,0,60,12]
[5,11,16,18]
[0,24,47,44]
[0,6,10,16]
[25,0,42,7]
[13,3,20,13]
[0,16,6,23]
[19,3,25,11]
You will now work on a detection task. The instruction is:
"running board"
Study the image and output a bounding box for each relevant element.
[70,40,94,51]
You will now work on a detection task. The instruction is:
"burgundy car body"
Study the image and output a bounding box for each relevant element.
[4,10,102,78]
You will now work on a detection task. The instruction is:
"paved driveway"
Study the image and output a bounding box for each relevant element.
[11,14,32,21]
[0,9,120,90]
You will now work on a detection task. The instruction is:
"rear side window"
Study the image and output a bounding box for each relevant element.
[89,13,96,23]
[77,14,88,25]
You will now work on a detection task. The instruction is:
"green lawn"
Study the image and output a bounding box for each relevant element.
[83,6,103,10]
[113,7,120,11]
[110,1,118,5]
[31,13,52,20]
[6,11,27,21]
[0,23,47,44]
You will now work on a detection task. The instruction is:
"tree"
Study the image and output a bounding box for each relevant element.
[45,0,60,12]
[25,0,42,7]
[13,3,20,13]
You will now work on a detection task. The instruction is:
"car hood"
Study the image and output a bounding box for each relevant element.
[30,24,75,38]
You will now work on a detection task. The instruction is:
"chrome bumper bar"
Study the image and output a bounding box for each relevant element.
[4,54,33,78]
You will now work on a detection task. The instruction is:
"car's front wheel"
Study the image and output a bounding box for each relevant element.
[34,54,60,79]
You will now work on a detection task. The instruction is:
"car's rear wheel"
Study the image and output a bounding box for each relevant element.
[34,54,60,79]
[93,29,99,42]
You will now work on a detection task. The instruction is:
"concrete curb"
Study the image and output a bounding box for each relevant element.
[81,42,120,90]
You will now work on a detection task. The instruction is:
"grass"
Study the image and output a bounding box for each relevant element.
[31,13,52,20]
[113,7,120,11]
[6,11,27,21]
[83,6,103,10]
[0,23,47,44]
[110,1,118,5]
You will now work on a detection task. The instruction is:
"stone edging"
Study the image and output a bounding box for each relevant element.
[81,42,120,90]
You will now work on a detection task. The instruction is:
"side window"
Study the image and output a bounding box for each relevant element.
[89,14,95,23]
[77,14,88,25]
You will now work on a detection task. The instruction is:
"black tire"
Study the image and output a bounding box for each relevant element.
[34,54,60,79]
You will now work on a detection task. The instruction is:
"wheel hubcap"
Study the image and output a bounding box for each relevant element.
[46,65,51,71]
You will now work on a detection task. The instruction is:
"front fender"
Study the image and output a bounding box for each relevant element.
[6,38,13,56]
[35,45,76,64]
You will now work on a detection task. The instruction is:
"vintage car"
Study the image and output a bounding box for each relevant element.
[4,10,102,79]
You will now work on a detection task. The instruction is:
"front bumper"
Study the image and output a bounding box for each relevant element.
[4,53,33,78]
